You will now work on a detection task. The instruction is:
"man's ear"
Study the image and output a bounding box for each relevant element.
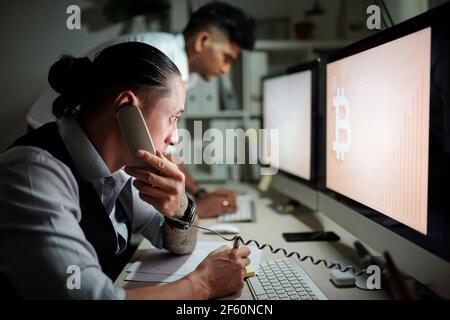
[113,90,139,112]
[194,31,212,53]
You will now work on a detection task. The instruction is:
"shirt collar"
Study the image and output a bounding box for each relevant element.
[57,116,112,183]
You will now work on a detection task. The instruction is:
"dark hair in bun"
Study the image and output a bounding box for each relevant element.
[48,42,181,118]
[48,56,94,117]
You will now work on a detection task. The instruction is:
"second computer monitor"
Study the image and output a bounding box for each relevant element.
[262,62,317,184]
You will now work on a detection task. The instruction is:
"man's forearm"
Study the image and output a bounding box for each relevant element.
[163,216,199,254]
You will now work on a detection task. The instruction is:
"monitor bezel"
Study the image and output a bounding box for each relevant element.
[319,3,449,261]
[261,60,319,190]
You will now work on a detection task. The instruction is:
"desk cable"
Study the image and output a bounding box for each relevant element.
[166,216,366,276]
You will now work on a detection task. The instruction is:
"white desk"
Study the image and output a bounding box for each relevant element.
[115,183,389,300]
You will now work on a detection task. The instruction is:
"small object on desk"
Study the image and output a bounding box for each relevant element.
[244,266,256,279]
[282,231,340,242]
[203,223,240,235]
[284,204,295,213]
[269,200,300,214]
[330,270,356,287]
[258,175,272,192]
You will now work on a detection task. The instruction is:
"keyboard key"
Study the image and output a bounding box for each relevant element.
[273,287,282,291]
[248,277,265,296]
[285,286,294,291]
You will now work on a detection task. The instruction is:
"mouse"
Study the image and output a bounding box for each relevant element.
[203,223,240,235]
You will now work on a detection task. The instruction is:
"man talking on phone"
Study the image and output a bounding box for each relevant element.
[26,1,255,218]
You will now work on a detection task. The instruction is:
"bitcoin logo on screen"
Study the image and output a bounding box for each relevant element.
[332,89,352,160]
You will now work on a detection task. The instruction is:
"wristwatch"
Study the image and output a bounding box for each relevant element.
[165,196,197,230]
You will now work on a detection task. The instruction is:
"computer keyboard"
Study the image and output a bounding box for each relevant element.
[217,197,255,222]
[247,259,327,300]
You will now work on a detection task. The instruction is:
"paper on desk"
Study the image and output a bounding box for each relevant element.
[125,241,262,283]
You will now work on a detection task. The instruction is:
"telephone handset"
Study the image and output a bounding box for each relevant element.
[116,104,156,167]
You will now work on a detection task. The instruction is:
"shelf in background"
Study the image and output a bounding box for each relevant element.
[183,110,261,119]
[255,38,359,51]
[188,168,226,182]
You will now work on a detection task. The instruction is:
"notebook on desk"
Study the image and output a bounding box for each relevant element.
[125,241,262,283]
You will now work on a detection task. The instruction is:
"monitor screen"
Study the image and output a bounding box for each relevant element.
[326,28,431,235]
[263,69,312,181]
[322,2,449,262]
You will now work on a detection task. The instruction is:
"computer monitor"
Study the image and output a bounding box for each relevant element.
[262,61,319,210]
[319,3,450,297]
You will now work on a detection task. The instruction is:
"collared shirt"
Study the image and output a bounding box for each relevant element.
[27,32,197,129]
[58,117,130,255]
[0,117,166,299]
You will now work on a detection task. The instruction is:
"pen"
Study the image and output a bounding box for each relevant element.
[233,237,240,249]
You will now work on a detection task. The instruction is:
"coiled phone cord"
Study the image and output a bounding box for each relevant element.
[167,217,367,277]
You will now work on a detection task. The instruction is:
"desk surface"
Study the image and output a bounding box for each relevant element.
[115,183,389,300]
